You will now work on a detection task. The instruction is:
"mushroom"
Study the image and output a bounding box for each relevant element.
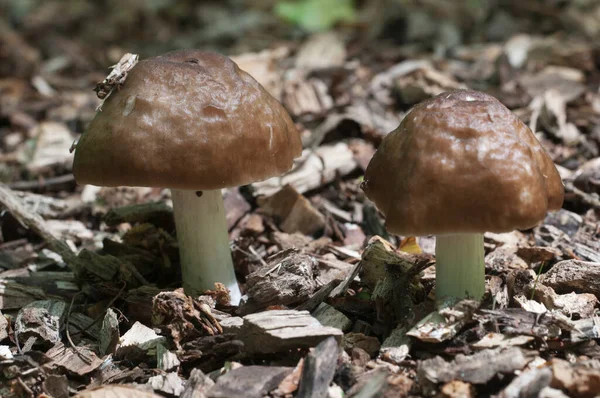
[73,50,302,305]
[361,90,564,303]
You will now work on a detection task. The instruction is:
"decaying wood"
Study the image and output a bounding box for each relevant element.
[242,250,317,313]
[152,289,222,349]
[180,333,244,373]
[238,310,343,354]
[0,184,75,264]
[15,300,66,351]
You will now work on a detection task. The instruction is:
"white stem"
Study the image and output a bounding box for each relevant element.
[434,233,485,303]
[171,189,242,305]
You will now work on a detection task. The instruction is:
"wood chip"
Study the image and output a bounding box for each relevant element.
[147,372,185,396]
[551,358,600,398]
[238,310,343,354]
[46,342,103,376]
[208,366,292,398]
[180,368,215,398]
[418,347,530,387]
[472,333,534,349]
[407,300,478,343]
[259,184,325,235]
[100,308,120,356]
[114,321,166,361]
[342,333,380,358]
[297,337,339,398]
[75,384,161,398]
[542,260,600,297]
[500,366,553,398]
[15,299,66,350]
[242,251,317,313]
[312,303,352,332]
[0,310,8,341]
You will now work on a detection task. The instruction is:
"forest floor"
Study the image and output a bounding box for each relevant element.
[1,1,600,397]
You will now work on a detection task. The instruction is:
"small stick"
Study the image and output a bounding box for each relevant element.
[66,292,92,365]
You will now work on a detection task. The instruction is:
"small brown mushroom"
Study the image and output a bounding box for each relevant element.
[73,50,302,304]
[361,90,564,303]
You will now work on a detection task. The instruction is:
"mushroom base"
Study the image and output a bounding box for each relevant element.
[434,233,485,303]
[171,189,242,305]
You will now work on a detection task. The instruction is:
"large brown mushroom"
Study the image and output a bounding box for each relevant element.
[73,50,302,304]
[361,90,564,303]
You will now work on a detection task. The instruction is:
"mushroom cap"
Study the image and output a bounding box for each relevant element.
[73,50,302,190]
[362,90,564,236]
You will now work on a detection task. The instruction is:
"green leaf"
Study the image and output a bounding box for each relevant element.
[275,0,356,32]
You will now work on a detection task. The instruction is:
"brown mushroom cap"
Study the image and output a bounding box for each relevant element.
[362,90,564,236]
[73,50,302,190]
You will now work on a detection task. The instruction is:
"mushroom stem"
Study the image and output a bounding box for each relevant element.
[434,233,485,303]
[171,189,242,305]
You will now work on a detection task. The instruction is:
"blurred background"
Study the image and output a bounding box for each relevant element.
[1,0,599,189]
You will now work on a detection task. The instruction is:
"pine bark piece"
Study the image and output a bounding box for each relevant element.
[407,300,478,343]
[46,342,103,376]
[241,251,317,313]
[360,235,430,290]
[418,347,530,388]
[208,366,292,398]
[15,300,66,351]
[239,310,343,354]
[297,337,339,398]
[542,260,600,297]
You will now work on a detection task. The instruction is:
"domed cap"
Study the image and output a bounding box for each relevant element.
[73,50,302,190]
[362,90,564,236]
